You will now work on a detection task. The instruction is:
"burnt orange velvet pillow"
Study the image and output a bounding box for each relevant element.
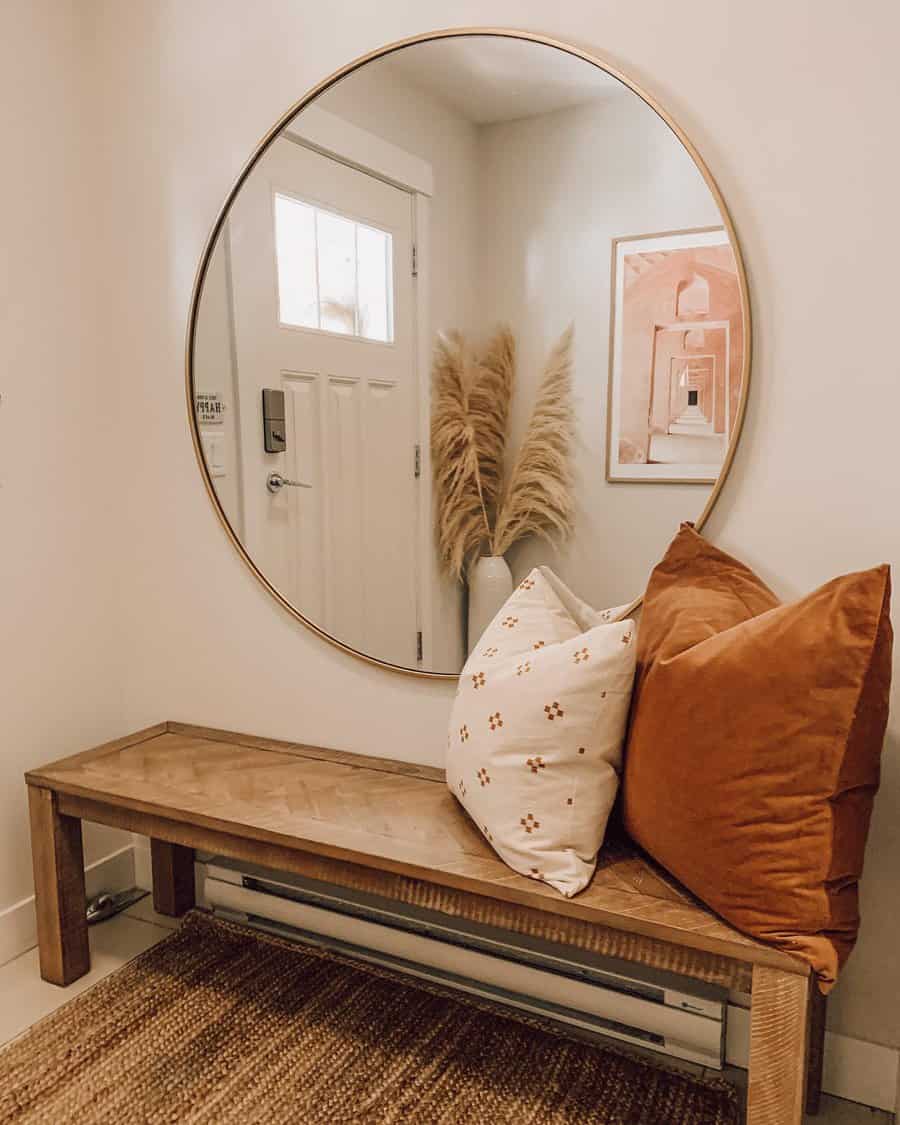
[623,525,892,990]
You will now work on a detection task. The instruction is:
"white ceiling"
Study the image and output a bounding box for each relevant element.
[384,36,621,125]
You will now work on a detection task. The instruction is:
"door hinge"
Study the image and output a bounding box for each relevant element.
[411,243,418,278]
[416,631,423,662]
[414,443,421,478]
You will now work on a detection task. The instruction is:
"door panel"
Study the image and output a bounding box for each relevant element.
[325,375,364,647]
[362,378,417,658]
[282,373,323,623]
[228,138,419,666]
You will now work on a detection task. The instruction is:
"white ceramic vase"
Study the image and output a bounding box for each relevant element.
[467,555,514,653]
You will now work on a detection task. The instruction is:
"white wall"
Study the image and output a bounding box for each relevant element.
[2,0,897,1055]
[0,0,131,921]
[476,92,722,607]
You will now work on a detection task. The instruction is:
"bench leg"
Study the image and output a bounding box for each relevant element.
[150,839,195,917]
[27,785,90,986]
[747,965,810,1125]
[805,982,827,1115]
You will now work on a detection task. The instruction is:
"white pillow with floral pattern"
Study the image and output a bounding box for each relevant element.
[446,567,636,897]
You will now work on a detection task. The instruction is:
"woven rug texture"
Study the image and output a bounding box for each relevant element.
[0,911,738,1124]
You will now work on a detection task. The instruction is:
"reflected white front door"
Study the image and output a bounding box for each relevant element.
[229,137,419,666]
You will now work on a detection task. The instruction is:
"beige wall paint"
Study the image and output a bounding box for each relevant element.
[0,0,130,912]
[3,0,896,1050]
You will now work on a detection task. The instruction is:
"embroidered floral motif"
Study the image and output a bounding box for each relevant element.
[446,570,636,898]
[621,630,633,645]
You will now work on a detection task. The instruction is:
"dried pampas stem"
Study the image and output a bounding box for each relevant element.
[431,330,514,580]
[468,326,515,518]
[492,325,575,558]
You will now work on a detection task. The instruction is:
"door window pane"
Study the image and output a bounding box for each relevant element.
[357,223,392,343]
[316,209,357,336]
[274,193,394,342]
[274,195,318,330]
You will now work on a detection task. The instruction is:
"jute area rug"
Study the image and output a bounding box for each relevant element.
[0,911,738,1124]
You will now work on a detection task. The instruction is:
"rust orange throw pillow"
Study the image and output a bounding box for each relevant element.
[623,525,892,991]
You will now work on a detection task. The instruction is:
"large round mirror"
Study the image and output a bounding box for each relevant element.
[189,30,750,676]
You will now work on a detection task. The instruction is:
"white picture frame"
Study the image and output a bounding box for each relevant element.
[606,227,742,483]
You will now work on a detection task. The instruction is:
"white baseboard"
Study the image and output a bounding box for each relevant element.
[727,1002,898,1112]
[0,844,136,969]
[133,835,151,892]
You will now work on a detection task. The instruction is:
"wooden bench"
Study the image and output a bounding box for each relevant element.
[26,722,825,1124]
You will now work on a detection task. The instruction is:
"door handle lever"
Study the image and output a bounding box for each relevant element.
[267,471,312,494]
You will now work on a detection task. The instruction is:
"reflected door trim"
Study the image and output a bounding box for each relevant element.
[285,104,434,198]
[185,27,752,680]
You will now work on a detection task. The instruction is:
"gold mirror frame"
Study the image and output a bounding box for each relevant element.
[185,27,752,681]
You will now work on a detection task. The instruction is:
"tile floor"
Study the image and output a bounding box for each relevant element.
[0,896,176,1048]
[0,901,892,1124]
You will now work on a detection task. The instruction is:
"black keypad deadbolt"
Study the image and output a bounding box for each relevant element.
[262,388,286,453]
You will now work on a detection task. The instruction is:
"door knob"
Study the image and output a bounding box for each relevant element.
[266,471,312,494]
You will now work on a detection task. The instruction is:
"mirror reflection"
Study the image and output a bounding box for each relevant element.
[191,33,748,674]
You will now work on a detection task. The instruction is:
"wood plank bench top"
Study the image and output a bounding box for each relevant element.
[26,720,801,976]
[25,721,821,1124]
